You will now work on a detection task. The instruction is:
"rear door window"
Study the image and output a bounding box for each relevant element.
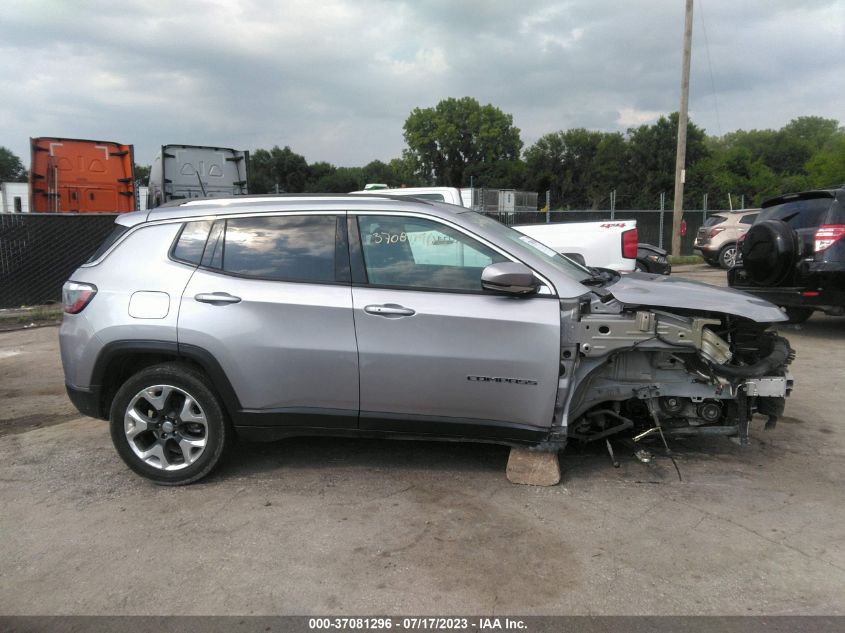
[221,215,339,283]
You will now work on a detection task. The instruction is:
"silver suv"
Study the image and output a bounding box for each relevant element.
[61,195,794,485]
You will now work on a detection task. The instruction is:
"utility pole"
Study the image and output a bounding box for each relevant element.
[671,0,694,257]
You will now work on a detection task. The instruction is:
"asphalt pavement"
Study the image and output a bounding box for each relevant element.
[1,265,843,615]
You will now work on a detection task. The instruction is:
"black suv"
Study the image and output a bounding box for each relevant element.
[729,186,845,323]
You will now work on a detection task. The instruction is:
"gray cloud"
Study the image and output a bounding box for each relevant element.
[0,0,842,168]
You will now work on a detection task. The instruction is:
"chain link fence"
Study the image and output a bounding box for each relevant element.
[0,214,118,309]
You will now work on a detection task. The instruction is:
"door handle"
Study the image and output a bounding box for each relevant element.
[195,292,242,305]
[363,303,416,317]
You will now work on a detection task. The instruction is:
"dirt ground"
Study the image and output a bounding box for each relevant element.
[1,265,843,615]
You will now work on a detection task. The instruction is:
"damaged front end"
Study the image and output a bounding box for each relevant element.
[556,285,794,448]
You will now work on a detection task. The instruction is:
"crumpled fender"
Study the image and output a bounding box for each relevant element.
[608,273,787,323]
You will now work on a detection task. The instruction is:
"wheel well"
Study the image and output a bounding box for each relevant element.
[98,352,205,419]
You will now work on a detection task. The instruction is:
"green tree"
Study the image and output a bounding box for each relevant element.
[782,116,842,151]
[403,97,523,187]
[688,147,780,208]
[361,160,394,187]
[308,166,363,193]
[0,147,27,182]
[805,135,845,188]
[626,113,709,209]
[304,161,336,192]
[524,129,628,209]
[388,152,426,187]
[249,146,309,193]
[133,164,151,185]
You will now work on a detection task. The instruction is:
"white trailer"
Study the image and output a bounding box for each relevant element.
[148,144,249,208]
[0,182,30,213]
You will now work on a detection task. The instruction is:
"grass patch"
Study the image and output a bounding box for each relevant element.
[668,255,704,266]
[0,304,63,326]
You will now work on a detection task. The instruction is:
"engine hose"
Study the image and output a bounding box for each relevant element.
[709,336,793,378]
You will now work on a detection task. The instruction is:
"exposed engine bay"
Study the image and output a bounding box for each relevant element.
[556,292,794,449]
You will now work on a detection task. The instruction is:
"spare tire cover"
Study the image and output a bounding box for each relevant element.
[741,219,798,286]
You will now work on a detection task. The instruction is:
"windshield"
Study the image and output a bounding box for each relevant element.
[458,212,594,282]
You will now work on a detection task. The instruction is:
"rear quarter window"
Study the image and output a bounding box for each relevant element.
[758,198,833,230]
[172,220,213,265]
[704,215,726,227]
[86,225,129,263]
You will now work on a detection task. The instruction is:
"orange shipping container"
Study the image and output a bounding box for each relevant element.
[29,137,135,213]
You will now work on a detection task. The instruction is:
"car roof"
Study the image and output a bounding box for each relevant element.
[762,187,844,208]
[127,193,470,225]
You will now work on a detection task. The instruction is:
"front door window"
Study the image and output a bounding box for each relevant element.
[357,215,509,292]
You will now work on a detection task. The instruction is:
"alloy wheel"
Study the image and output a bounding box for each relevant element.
[720,245,737,269]
[124,385,208,471]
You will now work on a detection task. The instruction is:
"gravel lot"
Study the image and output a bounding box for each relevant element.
[1,265,843,615]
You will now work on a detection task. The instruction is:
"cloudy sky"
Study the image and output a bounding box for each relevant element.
[1,0,842,168]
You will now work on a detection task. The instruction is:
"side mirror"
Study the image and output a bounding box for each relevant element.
[481,262,539,295]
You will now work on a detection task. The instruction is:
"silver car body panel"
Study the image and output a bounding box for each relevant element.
[60,223,194,388]
[179,267,359,413]
[351,286,560,429]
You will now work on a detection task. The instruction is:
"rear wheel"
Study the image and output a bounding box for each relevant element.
[703,255,720,268]
[784,306,813,324]
[110,363,230,485]
[718,243,737,269]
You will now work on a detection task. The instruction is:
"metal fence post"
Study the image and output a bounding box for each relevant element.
[658,209,665,249]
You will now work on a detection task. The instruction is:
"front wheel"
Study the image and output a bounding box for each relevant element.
[110,363,230,485]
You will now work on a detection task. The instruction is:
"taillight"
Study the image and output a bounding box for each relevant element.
[622,228,638,259]
[709,226,726,238]
[62,281,97,314]
[814,225,845,252]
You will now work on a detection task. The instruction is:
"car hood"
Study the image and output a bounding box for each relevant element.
[608,273,787,323]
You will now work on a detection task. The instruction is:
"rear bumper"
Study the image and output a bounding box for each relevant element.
[65,383,104,420]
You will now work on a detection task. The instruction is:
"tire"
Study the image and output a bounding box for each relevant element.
[110,362,230,485]
[718,243,737,270]
[784,306,814,324]
[703,255,720,268]
[741,220,799,286]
